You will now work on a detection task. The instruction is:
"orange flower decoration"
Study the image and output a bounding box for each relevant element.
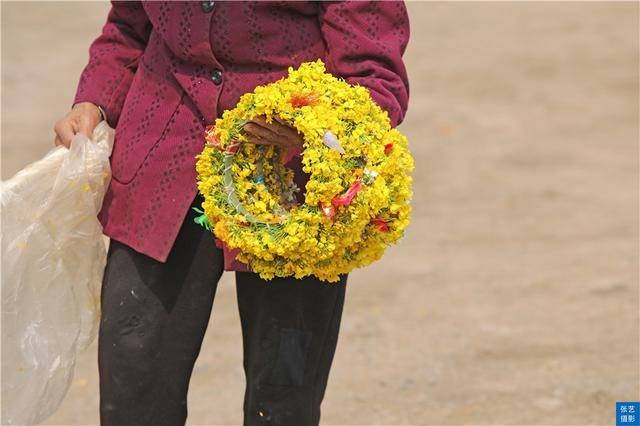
[290,92,320,108]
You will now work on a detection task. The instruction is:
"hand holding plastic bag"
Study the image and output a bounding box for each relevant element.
[1,121,114,425]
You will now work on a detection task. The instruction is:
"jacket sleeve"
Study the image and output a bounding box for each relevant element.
[317,1,410,127]
[73,1,151,127]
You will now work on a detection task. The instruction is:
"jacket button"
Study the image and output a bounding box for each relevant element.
[201,1,215,13]
[211,69,223,85]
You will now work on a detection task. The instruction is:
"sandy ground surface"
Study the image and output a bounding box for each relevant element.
[1,2,638,425]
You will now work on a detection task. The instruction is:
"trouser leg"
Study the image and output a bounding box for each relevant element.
[235,272,348,426]
[98,194,224,426]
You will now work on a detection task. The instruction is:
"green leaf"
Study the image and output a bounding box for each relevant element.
[192,207,212,231]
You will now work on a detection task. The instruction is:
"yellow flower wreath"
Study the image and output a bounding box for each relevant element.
[195,60,414,282]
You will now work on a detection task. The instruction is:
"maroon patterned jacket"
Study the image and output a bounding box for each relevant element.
[74,0,410,271]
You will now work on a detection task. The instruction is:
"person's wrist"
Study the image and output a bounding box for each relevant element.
[72,102,105,122]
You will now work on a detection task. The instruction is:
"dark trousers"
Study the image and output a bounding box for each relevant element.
[98,195,347,426]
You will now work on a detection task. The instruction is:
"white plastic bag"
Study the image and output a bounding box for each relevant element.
[1,121,114,425]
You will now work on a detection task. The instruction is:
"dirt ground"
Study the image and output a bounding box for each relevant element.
[1,2,638,425]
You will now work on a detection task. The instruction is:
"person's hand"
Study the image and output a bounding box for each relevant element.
[242,115,303,163]
[53,102,103,148]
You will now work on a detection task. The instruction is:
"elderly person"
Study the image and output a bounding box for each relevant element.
[54,1,409,425]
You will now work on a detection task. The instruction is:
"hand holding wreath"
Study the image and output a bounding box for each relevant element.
[242,115,303,164]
